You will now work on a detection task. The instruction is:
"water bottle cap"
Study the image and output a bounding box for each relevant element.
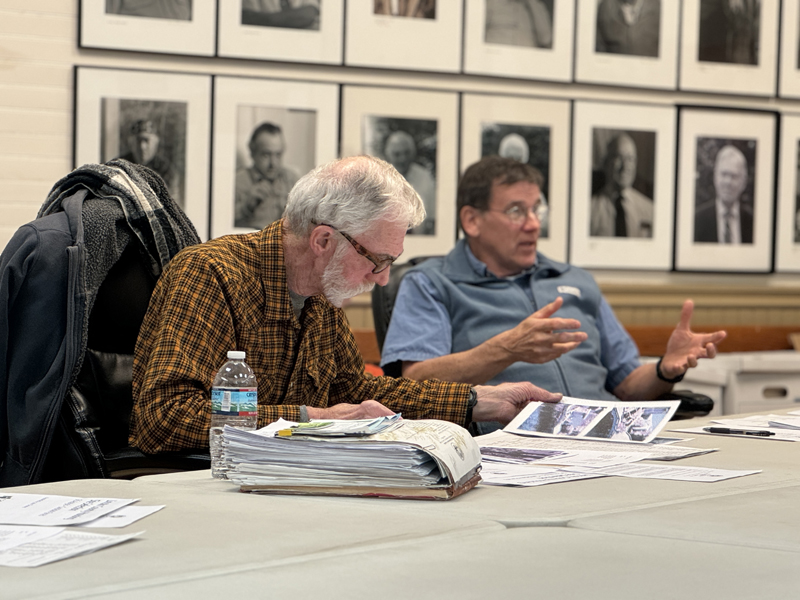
[227,350,246,360]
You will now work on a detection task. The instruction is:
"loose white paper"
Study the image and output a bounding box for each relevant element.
[564,464,761,483]
[480,444,648,469]
[76,505,165,528]
[676,426,800,442]
[505,397,679,444]
[0,525,63,552]
[479,462,607,487]
[0,494,138,526]
[0,529,143,568]
[476,430,715,461]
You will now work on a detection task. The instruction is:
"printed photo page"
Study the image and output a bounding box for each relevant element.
[505,397,680,444]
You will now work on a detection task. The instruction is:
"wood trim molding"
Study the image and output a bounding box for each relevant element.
[351,325,800,366]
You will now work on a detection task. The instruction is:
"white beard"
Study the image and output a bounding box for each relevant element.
[320,245,375,307]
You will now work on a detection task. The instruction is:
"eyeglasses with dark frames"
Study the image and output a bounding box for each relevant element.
[317,223,398,274]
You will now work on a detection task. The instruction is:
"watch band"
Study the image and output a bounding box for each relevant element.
[656,357,685,384]
[465,387,478,425]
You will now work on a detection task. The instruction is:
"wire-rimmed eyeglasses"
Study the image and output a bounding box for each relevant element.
[317,223,397,274]
[486,202,546,226]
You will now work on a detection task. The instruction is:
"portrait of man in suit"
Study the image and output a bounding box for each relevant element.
[590,130,656,239]
[694,142,754,244]
[595,0,661,58]
[697,0,760,65]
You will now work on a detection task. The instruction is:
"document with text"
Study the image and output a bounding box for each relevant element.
[0,526,142,567]
[476,430,715,461]
[0,493,138,526]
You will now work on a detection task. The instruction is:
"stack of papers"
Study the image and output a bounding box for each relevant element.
[223,418,482,500]
[473,398,759,487]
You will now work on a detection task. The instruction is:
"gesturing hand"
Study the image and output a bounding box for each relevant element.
[491,296,588,365]
[661,300,727,380]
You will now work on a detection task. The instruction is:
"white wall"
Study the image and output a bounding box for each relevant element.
[2,0,799,291]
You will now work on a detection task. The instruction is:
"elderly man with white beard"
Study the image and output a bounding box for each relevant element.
[129,155,561,454]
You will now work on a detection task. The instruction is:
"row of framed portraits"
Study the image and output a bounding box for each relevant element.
[73,65,800,274]
[82,1,800,98]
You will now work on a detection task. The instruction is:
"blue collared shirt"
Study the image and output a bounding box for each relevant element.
[381,245,640,395]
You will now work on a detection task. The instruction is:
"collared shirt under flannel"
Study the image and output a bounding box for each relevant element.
[129,220,471,453]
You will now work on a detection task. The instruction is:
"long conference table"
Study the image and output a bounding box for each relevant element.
[5,409,800,599]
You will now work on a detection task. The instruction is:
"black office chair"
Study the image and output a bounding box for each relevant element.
[39,242,210,482]
[371,257,714,420]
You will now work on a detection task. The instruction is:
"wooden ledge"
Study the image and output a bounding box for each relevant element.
[351,325,800,367]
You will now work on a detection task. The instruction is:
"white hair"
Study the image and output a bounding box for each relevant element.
[283,155,425,237]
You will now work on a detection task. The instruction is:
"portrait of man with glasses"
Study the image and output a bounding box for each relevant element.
[590,129,656,239]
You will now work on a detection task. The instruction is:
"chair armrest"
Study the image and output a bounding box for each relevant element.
[658,390,715,420]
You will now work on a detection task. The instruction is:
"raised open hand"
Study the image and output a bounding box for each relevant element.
[661,300,727,379]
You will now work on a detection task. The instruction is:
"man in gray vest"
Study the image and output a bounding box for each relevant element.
[381,156,726,433]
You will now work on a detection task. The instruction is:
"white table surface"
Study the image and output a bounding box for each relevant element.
[4,410,800,599]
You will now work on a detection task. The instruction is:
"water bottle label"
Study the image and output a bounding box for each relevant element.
[211,388,258,416]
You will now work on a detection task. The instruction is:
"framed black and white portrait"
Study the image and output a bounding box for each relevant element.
[679,0,780,96]
[341,85,458,259]
[80,0,216,56]
[217,0,343,64]
[570,101,676,270]
[675,108,776,272]
[462,0,574,83]
[778,1,800,98]
[74,66,212,239]
[775,114,800,272]
[460,93,571,262]
[574,0,680,89]
[211,76,339,239]
[344,0,462,72]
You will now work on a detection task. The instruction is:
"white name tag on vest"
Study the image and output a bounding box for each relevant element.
[557,285,581,298]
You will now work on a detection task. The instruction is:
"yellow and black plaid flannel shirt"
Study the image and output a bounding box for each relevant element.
[129,221,471,453]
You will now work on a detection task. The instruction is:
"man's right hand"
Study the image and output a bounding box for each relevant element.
[471,382,562,426]
[306,400,395,421]
[488,296,587,364]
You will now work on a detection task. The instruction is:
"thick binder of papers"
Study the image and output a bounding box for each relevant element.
[222,418,482,500]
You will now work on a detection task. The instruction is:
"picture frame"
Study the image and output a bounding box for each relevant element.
[775,114,800,272]
[569,100,676,270]
[778,0,800,98]
[79,0,216,56]
[462,0,574,83]
[679,0,780,96]
[73,66,212,240]
[674,107,776,273]
[340,85,459,260]
[344,0,462,72]
[217,0,343,65]
[460,93,571,262]
[210,76,340,239]
[574,0,680,90]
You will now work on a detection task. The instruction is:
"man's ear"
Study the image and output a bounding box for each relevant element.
[308,225,336,259]
[460,206,482,238]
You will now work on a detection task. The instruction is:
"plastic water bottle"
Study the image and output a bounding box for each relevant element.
[209,350,258,479]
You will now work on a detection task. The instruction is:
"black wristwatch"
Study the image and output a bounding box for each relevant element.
[656,357,685,384]
[465,387,478,424]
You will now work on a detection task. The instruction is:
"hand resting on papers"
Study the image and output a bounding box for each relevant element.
[473,381,562,426]
[306,400,396,420]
